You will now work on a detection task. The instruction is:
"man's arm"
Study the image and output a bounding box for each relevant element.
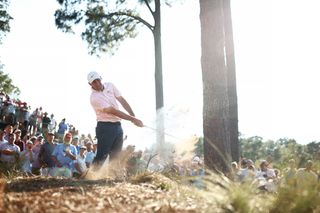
[65,149,77,160]
[1,149,17,155]
[51,155,62,167]
[101,107,143,127]
[116,96,135,116]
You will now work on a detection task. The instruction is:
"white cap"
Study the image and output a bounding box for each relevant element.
[87,71,101,84]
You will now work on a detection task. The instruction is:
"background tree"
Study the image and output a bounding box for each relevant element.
[222,0,239,162]
[54,0,172,150]
[0,68,20,95]
[0,0,12,43]
[199,0,238,173]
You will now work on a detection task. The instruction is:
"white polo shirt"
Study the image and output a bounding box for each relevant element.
[90,82,122,122]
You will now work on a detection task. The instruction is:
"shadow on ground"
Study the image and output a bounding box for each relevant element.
[5,176,117,193]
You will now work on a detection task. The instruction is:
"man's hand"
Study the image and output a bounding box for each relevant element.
[131,118,144,127]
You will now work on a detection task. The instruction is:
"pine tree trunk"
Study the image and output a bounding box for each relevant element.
[200,0,232,173]
[153,0,165,154]
[223,0,239,162]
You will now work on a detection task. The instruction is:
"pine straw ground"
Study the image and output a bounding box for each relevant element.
[2,171,318,213]
[0,172,224,213]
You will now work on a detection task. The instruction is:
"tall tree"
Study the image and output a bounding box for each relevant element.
[223,0,239,162]
[55,0,166,149]
[0,0,12,43]
[200,0,238,173]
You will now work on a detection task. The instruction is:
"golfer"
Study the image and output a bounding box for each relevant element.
[87,71,143,167]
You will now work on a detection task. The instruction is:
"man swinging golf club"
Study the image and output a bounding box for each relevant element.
[87,71,143,168]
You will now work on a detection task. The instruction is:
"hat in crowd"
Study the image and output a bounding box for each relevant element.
[247,159,254,166]
[26,140,33,145]
[80,145,87,150]
[37,134,44,139]
[47,131,55,135]
[65,133,72,139]
[87,71,101,84]
[30,136,37,141]
[72,136,79,141]
[85,141,93,145]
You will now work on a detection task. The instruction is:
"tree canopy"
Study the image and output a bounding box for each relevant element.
[0,67,20,96]
[0,0,12,43]
[54,0,160,56]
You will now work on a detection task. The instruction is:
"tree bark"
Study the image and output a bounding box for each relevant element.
[223,0,239,162]
[200,0,233,173]
[153,0,165,154]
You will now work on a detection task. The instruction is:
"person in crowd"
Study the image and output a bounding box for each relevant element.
[295,160,318,192]
[85,141,96,168]
[71,136,81,153]
[73,145,88,178]
[3,98,16,125]
[28,108,38,135]
[19,140,34,176]
[247,159,256,172]
[51,133,77,177]
[57,118,68,143]
[36,106,43,133]
[0,133,20,167]
[236,158,250,182]
[0,129,6,144]
[228,161,239,181]
[48,114,57,133]
[255,160,276,180]
[39,131,57,176]
[21,103,30,136]
[254,160,276,192]
[87,71,143,169]
[3,124,13,142]
[14,129,25,152]
[41,112,51,135]
[31,134,44,175]
[282,159,297,187]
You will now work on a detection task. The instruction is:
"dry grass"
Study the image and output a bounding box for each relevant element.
[1,167,319,213]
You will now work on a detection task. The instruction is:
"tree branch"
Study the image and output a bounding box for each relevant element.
[143,0,154,16]
[95,11,154,32]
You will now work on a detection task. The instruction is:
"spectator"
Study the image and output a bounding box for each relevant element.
[19,140,34,175]
[295,160,318,192]
[3,124,13,142]
[28,108,38,135]
[282,159,297,187]
[14,129,25,152]
[51,133,77,177]
[73,145,88,178]
[36,106,43,133]
[254,160,276,192]
[31,134,44,175]
[41,112,51,135]
[57,118,68,143]
[0,133,20,167]
[71,136,81,153]
[48,114,57,133]
[0,129,7,144]
[38,131,57,176]
[85,141,96,168]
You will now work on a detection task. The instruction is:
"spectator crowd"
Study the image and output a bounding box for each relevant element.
[228,157,319,193]
[0,91,97,178]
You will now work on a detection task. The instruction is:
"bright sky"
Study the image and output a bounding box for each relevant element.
[0,0,320,149]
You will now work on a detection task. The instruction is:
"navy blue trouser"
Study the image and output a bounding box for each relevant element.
[93,121,123,165]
